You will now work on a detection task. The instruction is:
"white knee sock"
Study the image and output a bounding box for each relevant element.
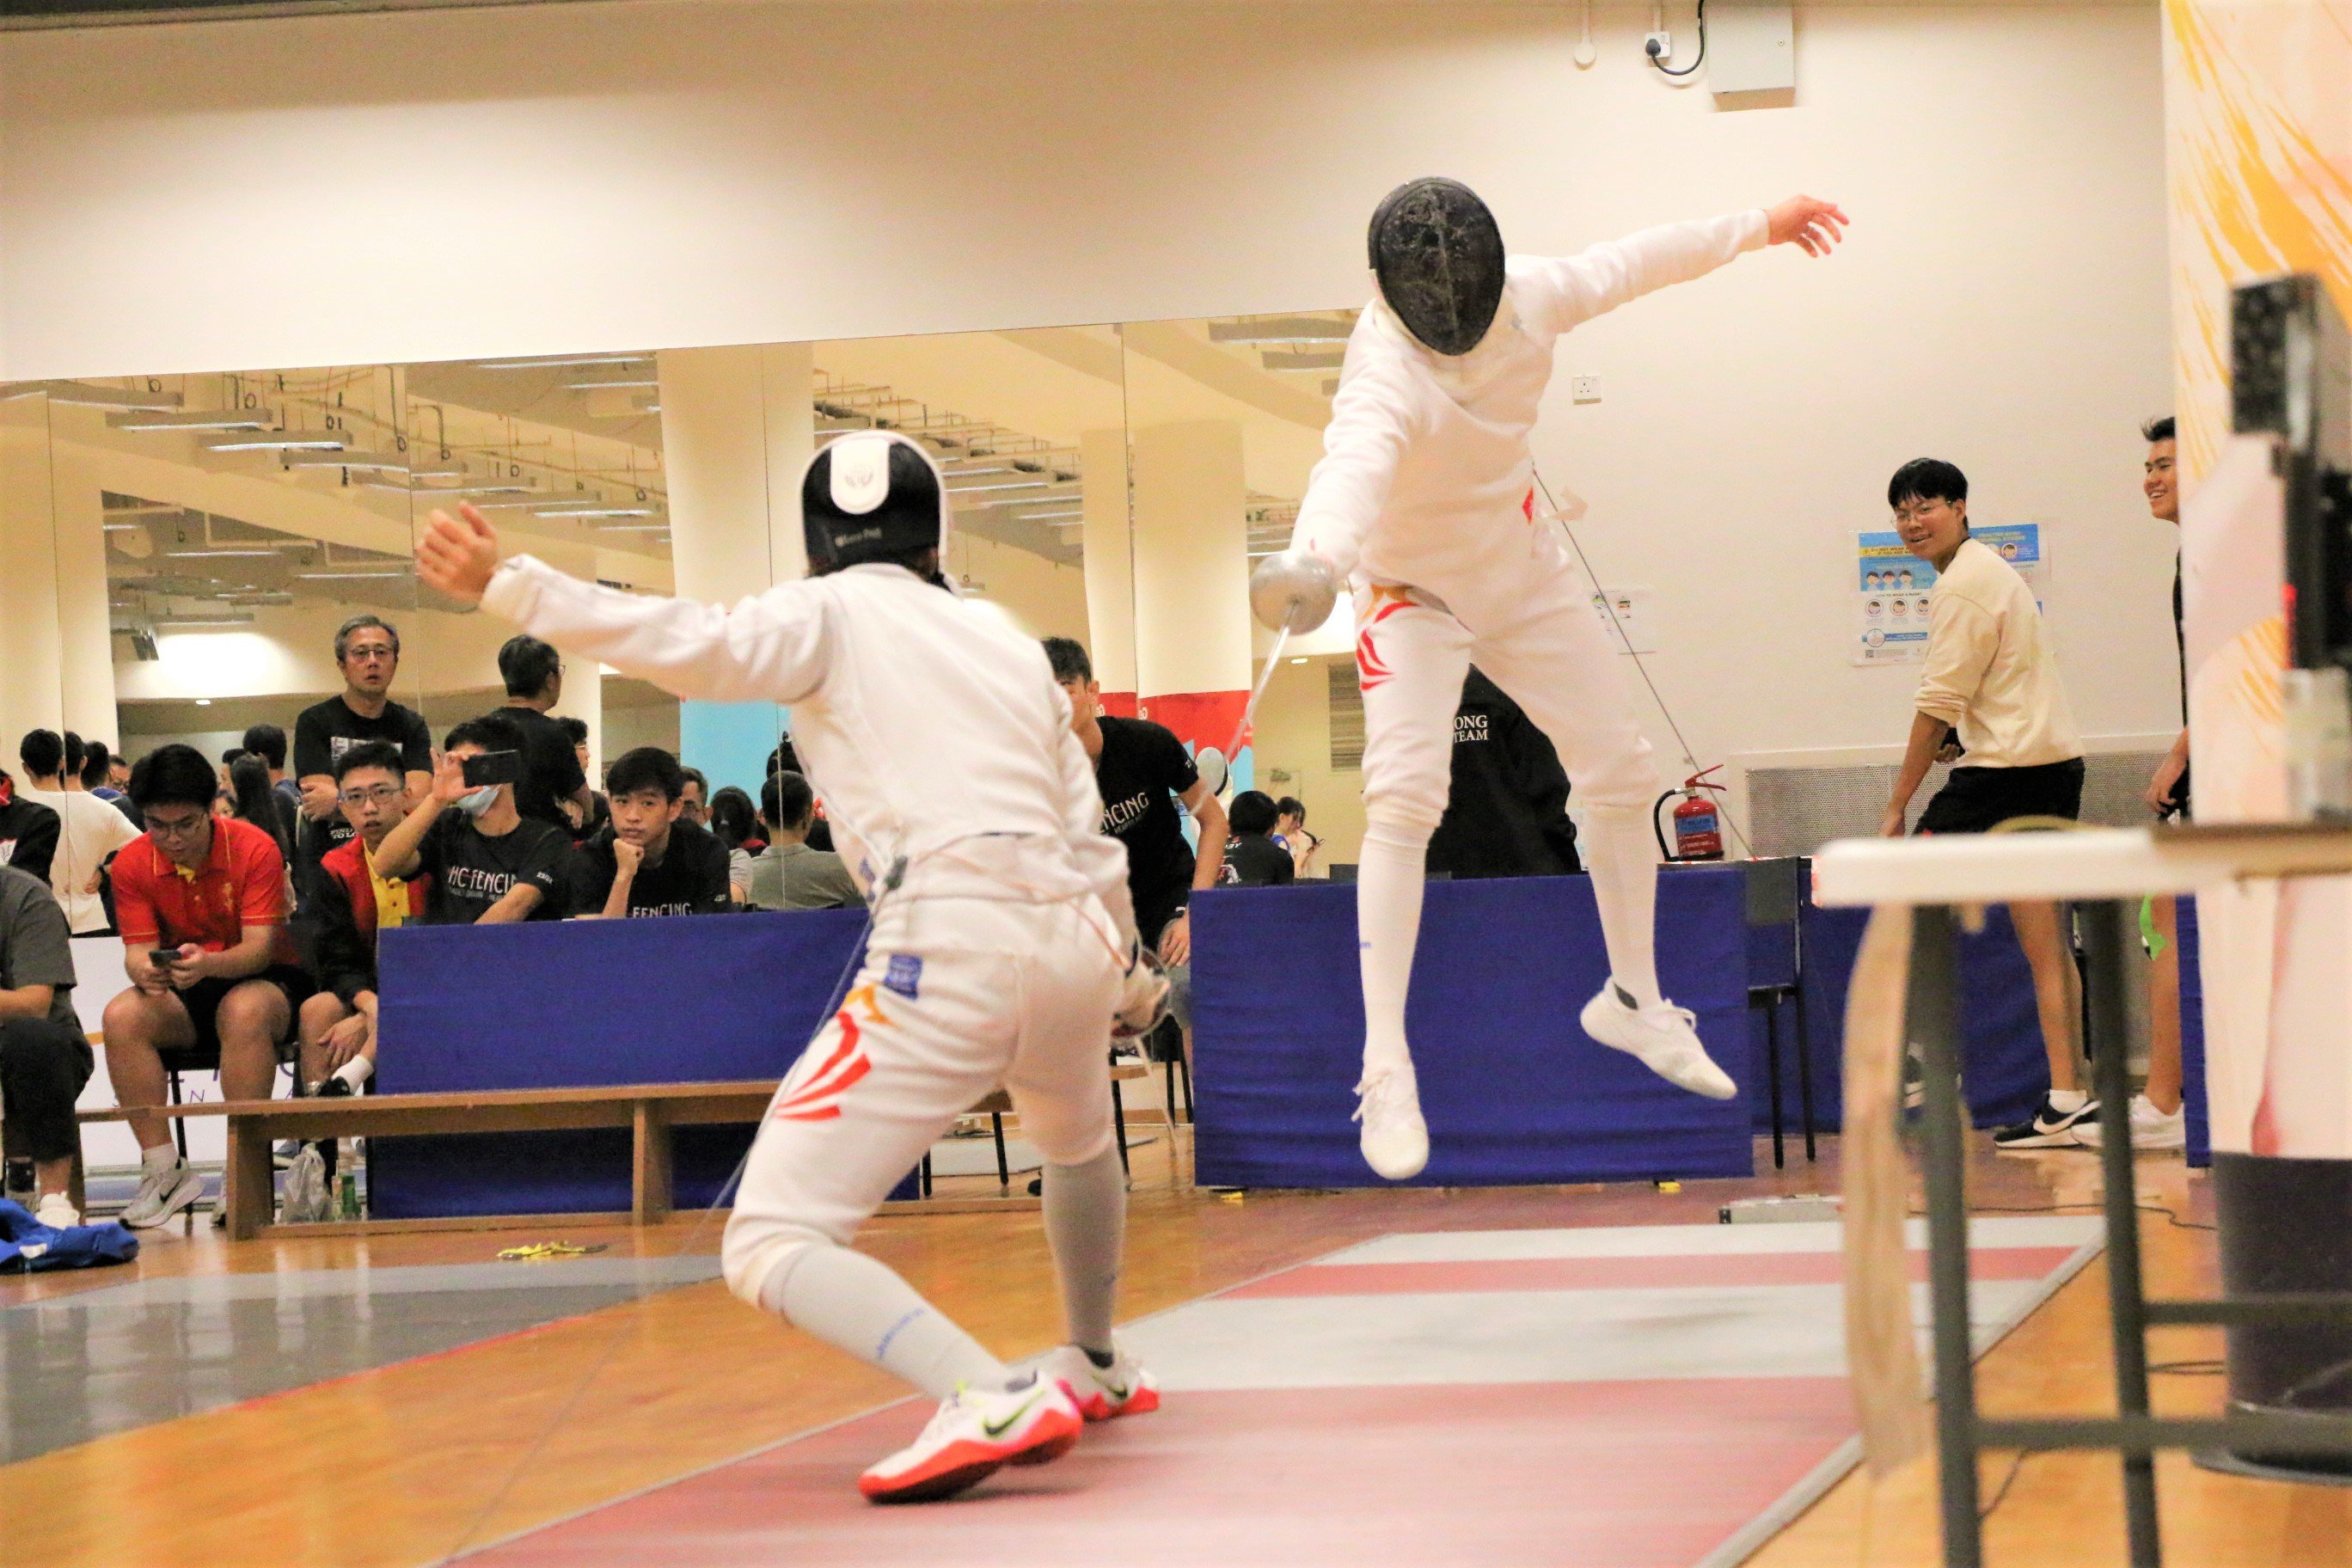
[1583,804,1663,1009]
[1041,1145,1125,1356]
[1357,820,1432,1080]
[761,1241,1008,1400]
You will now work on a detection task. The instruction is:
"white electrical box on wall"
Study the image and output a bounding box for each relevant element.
[1708,2,1794,96]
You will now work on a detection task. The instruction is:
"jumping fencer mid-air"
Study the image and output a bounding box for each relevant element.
[1251,180,1848,1180]
[415,433,1168,1504]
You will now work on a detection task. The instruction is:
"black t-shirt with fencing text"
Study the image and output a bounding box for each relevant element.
[566,818,734,918]
[416,812,573,924]
[1093,715,1199,942]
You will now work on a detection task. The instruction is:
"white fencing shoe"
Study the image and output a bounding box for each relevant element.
[859,1378,1084,1504]
[1037,1344,1161,1422]
[1354,1064,1430,1180]
[1581,985,1738,1101]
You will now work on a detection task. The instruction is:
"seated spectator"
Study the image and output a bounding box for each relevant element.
[750,770,862,911]
[299,742,430,1099]
[0,769,60,885]
[241,723,303,852]
[565,747,733,918]
[1272,795,1322,879]
[1426,666,1584,879]
[103,744,309,1229]
[707,784,760,905]
[764,740,834,851]
[494,634,595,832]
[18,728,141,935]
[557,716,610,841]
[0,862,89,1228]
[371,716,573,924]
[1221,791,1297,886]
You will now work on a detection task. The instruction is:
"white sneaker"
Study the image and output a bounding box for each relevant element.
[1354,1065,1429,1180]
[858,1378,1085,1504]
[1036,1344,1161,1422]
[1580,985,1739,1100]
[120,1158,205,1229]
[2073,1094,2187,1152]
[32,1193,80,1230]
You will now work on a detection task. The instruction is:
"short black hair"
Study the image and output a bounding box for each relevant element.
[1229,790,1279,836]
[1042,637,1093,684]
[607,746,685,801]
[763,769,815,830]
[18,730,63,779]
[1276,795,1306,822]
[498,634,563,698]
[131,744,220,812]
[241,722,287,770]
[334,613,401,663]
[446,712,525,755]
[333,739,406,782]
[556,716,590,746]
[2142,415,2177,444]
[62,732,84,775]
[79,739,113,789]
[1887,458,1969,510]
[680,766,709,799]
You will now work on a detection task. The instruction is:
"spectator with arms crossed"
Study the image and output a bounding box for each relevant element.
[293,616,432,906]
[371,716,573,924]
[567,747,734,918]
[0,862,89,1227]
[103,744,309,1228]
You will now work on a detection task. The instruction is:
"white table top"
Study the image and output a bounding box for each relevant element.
[1810,823,2352,906]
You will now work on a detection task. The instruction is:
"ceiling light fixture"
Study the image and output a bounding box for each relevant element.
[164,548,283,559]
[534,505,660,518]
[297,569,412,581]
[282,450,409,472]
[107,409,273,433]
[1208,316,1354,344]
[474,354,652,371]
[946,480,1054,494]
[203,432,353,454]
[7,380,182,411]
[563,377,660,392]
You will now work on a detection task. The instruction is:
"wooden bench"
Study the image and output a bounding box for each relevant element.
[77,1061,1152,1240]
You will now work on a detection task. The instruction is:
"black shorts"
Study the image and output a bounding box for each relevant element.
[171,966,310,1062]
[1915,758,2086,836]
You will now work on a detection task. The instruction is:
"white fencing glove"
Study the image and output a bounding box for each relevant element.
[1248,549,1342,634]
[1113,943,1173,1038]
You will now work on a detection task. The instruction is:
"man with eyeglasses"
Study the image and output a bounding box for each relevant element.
[102,744,309,1228]
[292,616,433,910]
[1876,457,2092,1153]
[296,742,429,1101]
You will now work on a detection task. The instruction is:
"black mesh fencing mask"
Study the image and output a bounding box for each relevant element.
[801,431,949,577]
[1367,178,1506,357]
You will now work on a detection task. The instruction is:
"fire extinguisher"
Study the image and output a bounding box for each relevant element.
[1653,766,1728,862]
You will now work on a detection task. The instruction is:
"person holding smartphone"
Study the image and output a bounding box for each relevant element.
[370,715,573,924]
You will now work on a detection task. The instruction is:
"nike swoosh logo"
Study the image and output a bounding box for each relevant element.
[983,1390,1047,1439]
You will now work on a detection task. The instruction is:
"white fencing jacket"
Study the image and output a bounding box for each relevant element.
[481,557,1137,943]
[1289,211,1768,614]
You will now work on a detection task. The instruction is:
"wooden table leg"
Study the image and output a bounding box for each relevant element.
[224,1115,273,1241]
[632,1100,674,1225]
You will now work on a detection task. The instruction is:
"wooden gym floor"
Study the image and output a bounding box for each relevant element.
[3,1129,2345,1568]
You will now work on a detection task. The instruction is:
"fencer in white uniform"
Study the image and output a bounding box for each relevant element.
[1252,179,1847,1179]
[414,432,1168,1504]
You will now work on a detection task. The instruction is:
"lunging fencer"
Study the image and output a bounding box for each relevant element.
[414,432,1167,1504]
[1252,179,1849,1179]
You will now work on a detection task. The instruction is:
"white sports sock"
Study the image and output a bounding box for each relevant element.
[333,1057,374,1091]
[141,1143,179,1176]
[2049,1088,2089,1113]
[1356,820,1432,1079]
[760,1241,1008,1400]
[1041,1146,1125,1356]
[1582,805,1663,1010]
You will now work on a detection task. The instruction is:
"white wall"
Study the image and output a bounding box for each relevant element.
[1,3,2176,843]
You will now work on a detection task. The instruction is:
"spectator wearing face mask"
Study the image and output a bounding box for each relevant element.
[566,748,733,919]
[370,715,573,924]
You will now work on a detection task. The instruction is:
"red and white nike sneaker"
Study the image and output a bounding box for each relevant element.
[1038,1344,1162,1422]
[858,1379,1084,1504]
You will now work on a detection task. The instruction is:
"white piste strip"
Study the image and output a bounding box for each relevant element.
[1322,1216,2102,1265]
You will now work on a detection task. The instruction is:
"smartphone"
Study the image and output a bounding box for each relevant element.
[149,948,180,969]
[461,750,523,787]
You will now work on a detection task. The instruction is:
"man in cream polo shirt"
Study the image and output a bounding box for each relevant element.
[1877,458,2093,1152]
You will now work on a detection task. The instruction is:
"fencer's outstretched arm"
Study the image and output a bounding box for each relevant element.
[416,504,829,706]
[1517,194,1847,337]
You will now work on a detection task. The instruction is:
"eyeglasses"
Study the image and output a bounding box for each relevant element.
[344,646,397,664]
[338,784,404,807]
[1892,500,1949,525]
[145,812,208,840]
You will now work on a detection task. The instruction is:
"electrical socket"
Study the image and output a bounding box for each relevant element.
[1571,376,1602,404]
[1645,29,1672,63]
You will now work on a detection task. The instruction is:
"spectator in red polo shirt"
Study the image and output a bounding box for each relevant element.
[102,744,309,1228]
[298,741,428,1099]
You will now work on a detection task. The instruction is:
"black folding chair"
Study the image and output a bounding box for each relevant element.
[1744,855,1816,1168]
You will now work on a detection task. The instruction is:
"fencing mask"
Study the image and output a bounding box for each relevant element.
[802,431,950,579]
[1367,178,1506,358]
